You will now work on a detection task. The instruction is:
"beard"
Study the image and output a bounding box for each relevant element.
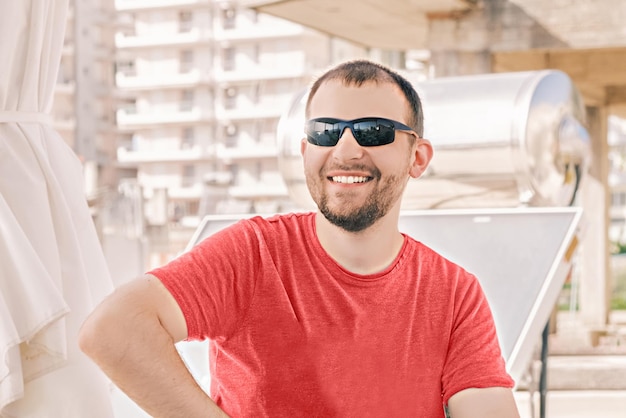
[306,165,404,233]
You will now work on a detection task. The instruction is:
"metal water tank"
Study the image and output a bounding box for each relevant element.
[276,70,591,210]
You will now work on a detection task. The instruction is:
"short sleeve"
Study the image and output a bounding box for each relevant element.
[149,220,261,342]
[441,274,515,404]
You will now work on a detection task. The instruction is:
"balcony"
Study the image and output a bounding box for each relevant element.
[217,106,284,121]
[168,183,203,200]
[228,183,288,199]
[115,0,211,11]
[117,144,217,165]
[116,69,212,90]
[213,64,309,83]
[215,143,278,163]
[116,107,214,128]
[115,27,213,49]
[213,20,304,43]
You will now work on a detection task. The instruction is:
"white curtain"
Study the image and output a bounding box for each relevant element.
[0,0,114,416]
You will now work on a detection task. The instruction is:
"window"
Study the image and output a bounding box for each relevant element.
[119,133,134,151]
[224,86,237,109]
[180,50,194,73]
[183,164,195,177]
[252,120,262,142]
[224,123,238,147]
[180,90,194,111]
[119,98,137,115]
[253,83,261,104]
[116,60,136,77]
[225,124,238,136]
[223,47,235,71]
[252,44,260,64]
[229,164,239,182]
[222,7,236,29]
[612,192,626,208]
[179,11,193,33]
[182,164,196,187]
[118,13,136,37]
[181,127,195,149]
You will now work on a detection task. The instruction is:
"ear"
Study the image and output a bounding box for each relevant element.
[408,138,433,179]
[300,137,307,158]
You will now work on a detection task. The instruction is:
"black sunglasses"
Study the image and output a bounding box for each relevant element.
[305,117,416,147]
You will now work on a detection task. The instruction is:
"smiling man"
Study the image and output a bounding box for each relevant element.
[79,59,520,418]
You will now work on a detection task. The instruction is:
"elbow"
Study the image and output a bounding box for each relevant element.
[78,277,179,364]
[78,306,114,362]
[78,289,134,365]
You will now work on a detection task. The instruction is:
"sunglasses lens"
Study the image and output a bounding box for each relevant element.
[306,120,340,146]
[353,120,395,146]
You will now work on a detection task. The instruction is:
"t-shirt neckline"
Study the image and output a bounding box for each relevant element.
[305,212,410,284]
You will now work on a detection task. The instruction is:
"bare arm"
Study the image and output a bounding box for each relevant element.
[447,387,520,418]
[78,274,229,418]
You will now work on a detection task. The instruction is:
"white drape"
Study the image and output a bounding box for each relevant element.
[0,0,114,416]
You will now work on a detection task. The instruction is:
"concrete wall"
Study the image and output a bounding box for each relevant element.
[427,0,567,76]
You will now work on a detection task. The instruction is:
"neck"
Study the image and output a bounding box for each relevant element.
[314,206,404,275]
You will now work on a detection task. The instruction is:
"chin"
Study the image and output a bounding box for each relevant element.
[320,205,381,233]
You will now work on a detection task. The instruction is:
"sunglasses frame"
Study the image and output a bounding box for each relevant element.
[305,117,416,147]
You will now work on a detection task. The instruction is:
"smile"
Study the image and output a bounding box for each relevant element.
[330,176,371,184]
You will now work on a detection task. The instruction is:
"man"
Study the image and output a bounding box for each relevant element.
[79,59,520,417]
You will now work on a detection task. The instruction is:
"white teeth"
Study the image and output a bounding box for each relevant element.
[331,176,369,184]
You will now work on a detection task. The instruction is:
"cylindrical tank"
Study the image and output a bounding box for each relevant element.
[276,70,591,210]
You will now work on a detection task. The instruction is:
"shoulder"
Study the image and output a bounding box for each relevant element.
[401,237,484,305]
[405,236,476,281]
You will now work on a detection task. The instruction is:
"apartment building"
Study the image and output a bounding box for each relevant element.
[53,0,118,206]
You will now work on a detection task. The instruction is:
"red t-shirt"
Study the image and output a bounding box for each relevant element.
[151,212,514,417]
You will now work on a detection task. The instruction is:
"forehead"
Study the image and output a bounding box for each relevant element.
[308,79,408,122]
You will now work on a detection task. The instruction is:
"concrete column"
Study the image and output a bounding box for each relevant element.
[579,106,612,328]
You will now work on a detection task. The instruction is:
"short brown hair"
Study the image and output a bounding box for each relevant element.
[305,59,424,138]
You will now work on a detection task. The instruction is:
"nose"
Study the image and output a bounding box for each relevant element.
[337,126,353,141]
[333,126,364,160]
